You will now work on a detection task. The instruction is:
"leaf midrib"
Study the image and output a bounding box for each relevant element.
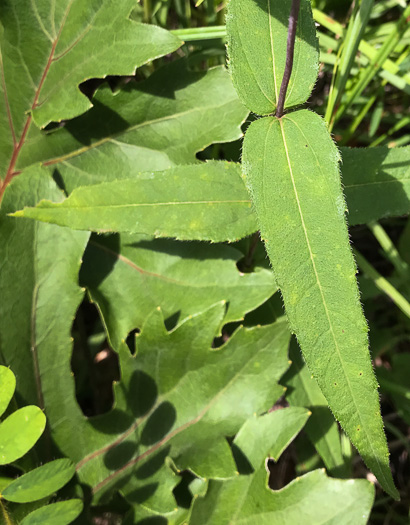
[46,200,252,209]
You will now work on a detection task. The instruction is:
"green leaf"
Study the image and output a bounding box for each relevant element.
[189,469,374,524]
[282,340,346,476]
[227,0,319,115]
[189,407,374,524]
[20,499,83,525]
[340,145,410,226]
[0,476,13,492]
[80,233,277,350]
[0,167,89,442]
[12,162,257,242]
[0,406,46,465]
[0,366,16,418]
[242,109,398,499]
[233,407,310,469]
[14,143,410,239]
[2,458,76,503]
[0,0,181,137]
[53,306,290,511]
[12,60,248,193]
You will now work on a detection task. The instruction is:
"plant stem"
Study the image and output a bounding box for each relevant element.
[276,0,301,118]
[0,499,14,525]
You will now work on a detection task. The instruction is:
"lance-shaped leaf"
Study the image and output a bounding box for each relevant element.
[282,340,345,476]
[12,60,248,194]
[242,109,398,499]
[340,145,410,226]
[13,146,410,237]
[61,307,290,511]
[0,0,181,145]
[227,0,319,115]
[189,408,374,524]
[80,233,277,350]
[13,162,257,242]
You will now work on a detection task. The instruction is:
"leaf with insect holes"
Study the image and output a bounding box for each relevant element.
[242,109,398,499]
[227,0,319,115]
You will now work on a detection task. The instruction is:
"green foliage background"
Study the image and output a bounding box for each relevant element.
[0,0,409,523]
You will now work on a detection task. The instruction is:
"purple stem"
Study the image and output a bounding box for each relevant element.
[276,0,301,118]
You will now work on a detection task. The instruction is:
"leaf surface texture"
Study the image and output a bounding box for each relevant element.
[242,109,398,498]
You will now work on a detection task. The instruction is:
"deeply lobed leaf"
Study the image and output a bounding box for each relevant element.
[68,307,290,510]
[80,233,277,350]
[190,407,374,524]
[0,0,181,137]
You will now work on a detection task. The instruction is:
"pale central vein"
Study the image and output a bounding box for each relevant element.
[56,200,251,209]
